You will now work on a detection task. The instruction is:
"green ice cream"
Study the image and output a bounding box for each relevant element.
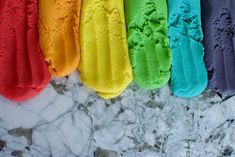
[125,0,172,89]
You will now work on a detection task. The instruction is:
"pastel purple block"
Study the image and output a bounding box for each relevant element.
[202,0,235,96]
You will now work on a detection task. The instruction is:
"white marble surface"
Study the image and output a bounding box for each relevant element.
[0,72,235,157]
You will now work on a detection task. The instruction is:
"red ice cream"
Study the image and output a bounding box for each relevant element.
[0,0,51,101]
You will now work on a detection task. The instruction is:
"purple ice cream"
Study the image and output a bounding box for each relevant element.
[201,0,235,97]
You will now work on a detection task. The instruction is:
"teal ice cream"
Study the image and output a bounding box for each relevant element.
[168,0,208,97]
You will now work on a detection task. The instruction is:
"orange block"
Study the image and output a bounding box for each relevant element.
[38,0,82,77]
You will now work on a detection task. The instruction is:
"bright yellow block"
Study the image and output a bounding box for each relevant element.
[38,0,82,77]
[79,0,133,99]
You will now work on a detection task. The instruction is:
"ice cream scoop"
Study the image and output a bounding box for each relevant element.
[0,0,51,102]
[202,0,235,97]
[79,0,133,99]
[168,0,208,97]
[125,0,172,89]
[38,0,82,77]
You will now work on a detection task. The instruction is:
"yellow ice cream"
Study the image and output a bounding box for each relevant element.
[38,0,82,77]
[79,0,133,99]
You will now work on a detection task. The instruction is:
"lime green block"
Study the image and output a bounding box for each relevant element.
[125,0,172,89]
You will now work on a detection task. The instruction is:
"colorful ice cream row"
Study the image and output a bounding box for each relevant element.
[0,0,234,102]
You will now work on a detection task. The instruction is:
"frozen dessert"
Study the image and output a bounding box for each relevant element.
[0,0,51,101]
[38,0,82,77]
[79,0,133,99]
[125,0,172,89]
[202,0,235,97]
[168,0,208,97]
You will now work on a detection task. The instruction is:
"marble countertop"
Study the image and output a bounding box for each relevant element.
[0,72,234,157]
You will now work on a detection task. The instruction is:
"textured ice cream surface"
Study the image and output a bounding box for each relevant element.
[38,0,82,77]
[168,0,208,98]
[0,0,50,101]
[202,0,235,97]
[79,0,133,99]
[125,0,172,90]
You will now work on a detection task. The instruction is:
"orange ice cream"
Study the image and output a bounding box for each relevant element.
[38,0,82,77]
